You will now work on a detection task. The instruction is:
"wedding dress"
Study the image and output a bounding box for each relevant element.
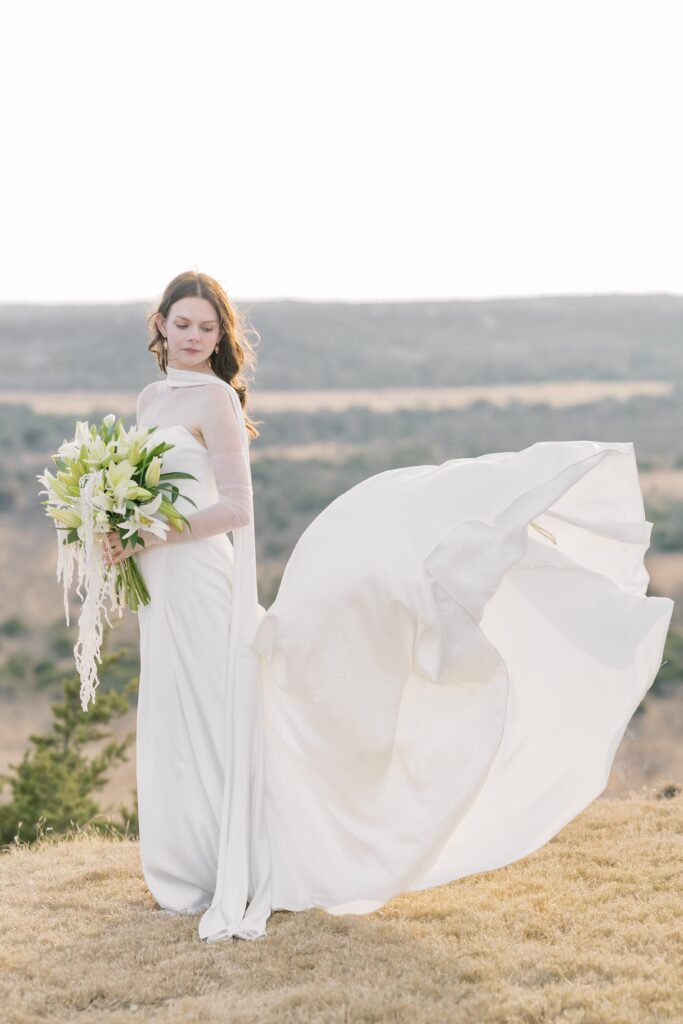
[135,366,674,943]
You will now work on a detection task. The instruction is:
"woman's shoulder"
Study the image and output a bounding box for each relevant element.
[138,379,165,400]
[200,376,238,399]
[136,379,165,417]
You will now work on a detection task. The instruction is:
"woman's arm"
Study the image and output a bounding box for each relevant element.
[136,381,158,426]
[141,384,252,548]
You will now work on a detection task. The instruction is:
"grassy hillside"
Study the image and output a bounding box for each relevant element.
[1,788,681,1023]
[2,293,683,390]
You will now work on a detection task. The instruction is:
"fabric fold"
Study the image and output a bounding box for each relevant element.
[136,383,673,938]
[251,440,673,916]
[164,369,272,942]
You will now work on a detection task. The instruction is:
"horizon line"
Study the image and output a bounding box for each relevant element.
[0,289,682,308]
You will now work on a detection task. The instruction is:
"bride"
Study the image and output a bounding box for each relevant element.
[103,270,674,944]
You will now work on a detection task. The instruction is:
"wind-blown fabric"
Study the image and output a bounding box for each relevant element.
[135,367,674,940]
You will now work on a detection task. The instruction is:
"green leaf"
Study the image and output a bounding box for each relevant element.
[159,471,198,481]
[147,442,174,458]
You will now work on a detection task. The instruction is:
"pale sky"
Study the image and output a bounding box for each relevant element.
[1,0,681,304]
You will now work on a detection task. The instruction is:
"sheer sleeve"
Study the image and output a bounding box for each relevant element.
[141,384,252,548]
[136,382,156,424]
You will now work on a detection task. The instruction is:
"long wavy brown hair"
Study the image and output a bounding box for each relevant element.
[147,271,262,441]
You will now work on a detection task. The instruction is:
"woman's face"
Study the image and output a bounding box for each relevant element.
[158,296,221,372]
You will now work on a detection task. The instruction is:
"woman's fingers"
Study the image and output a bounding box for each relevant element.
[103,531,128,566]
[105,549,129,565]
[102,531,140,565]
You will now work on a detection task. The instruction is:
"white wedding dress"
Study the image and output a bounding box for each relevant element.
[135,366,674,943]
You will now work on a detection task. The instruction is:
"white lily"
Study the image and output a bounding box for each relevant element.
[80,434,112,465]
[88,472,114,512]
[105,459,138,507]
[75,420,92,446]
[37,468,71,503]
[47,507,82,528]
[144,456,162,487]
[56,439,83,460]
[115,423,151,458]
[91,491,114,512]
[118,492,170,541]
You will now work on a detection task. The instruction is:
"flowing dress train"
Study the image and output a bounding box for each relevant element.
[135,367,674,941]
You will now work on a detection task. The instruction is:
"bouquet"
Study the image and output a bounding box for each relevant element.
[37,414,197,711]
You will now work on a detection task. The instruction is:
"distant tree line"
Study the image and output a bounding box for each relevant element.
[1,294,682,390]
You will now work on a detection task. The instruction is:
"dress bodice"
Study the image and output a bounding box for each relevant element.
[143,423,219,518]
[138,368,230,515]
[136,368,252,543]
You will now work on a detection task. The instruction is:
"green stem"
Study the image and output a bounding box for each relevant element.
[111,550,151,612]
[129,555,151,606]
[125,559,136,610]
[117,561,131,610]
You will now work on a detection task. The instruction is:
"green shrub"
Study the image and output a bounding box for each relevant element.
[0,650,138,847]
[0,652,30,681]
[652,627,683,694]
[0,616,28,638]
[33,658,65,690]
[47,620,75,658]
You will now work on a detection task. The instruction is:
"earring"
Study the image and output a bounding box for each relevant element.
[214,343,219,353]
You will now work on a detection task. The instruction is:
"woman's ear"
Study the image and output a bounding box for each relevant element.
[155,312,166,338]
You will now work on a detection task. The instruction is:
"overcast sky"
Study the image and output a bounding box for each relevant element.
[1,0,680,304]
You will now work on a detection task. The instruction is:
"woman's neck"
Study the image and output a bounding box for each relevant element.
[167,365,219,378]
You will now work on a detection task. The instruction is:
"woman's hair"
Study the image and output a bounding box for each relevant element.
[147,270,262,441]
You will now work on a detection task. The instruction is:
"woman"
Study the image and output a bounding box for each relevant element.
[104,270,674,944]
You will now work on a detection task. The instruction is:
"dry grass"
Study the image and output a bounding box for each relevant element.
[0,378,672,417]
[640,470,683,502]
[1,790,682,1023]
[646,553,683,600]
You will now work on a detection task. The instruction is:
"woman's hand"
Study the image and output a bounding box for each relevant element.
[103,530,135,567]
[138,528,164,553]
[103,528,164,567]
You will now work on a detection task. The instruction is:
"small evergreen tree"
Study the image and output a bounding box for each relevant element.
[0,649,138,846]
